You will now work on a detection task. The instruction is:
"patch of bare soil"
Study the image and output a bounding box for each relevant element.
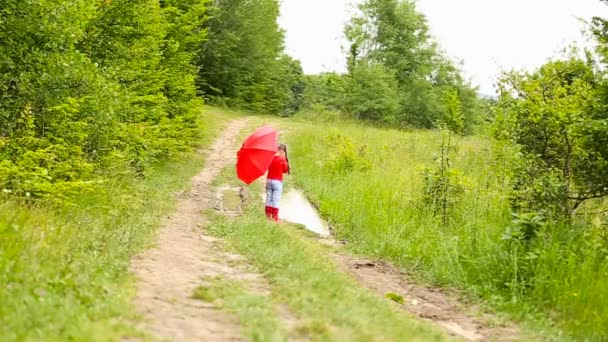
[129,119,261,342]
[333,254,520,341]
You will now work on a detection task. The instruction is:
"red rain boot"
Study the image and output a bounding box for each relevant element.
[265,206,272,219]
[272,207,280,222]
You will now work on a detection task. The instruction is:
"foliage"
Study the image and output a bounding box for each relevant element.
[279,55,306,116]
[344,0,483,132]
[421,129,466,225]
[344,62,400,123]
[289,120,608,340]
[0,111,220,339]
[592,1,608,65]
[501,211,547,243]
[496,58,608,217]
[322,131,372,175]
[0,0,206,199]
[301,73,348,112]
[197,0,303,115]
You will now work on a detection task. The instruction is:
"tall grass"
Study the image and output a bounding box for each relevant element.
[287,121,608,340]
[0,107,228,340]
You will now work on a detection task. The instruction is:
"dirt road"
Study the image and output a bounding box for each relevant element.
[130,119,254,341]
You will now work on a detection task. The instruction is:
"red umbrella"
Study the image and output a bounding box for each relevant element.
[236,125,277,185]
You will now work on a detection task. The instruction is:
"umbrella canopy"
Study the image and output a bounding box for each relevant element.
[236,125,277,185]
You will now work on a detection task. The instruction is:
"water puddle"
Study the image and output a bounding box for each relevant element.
[262,189,330,237]
[217,186,243,216]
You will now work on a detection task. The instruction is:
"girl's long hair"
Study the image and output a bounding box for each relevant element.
[278,143,290,174]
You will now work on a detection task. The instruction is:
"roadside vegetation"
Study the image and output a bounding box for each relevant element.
[0,109,226,340]
[2,0,608,340]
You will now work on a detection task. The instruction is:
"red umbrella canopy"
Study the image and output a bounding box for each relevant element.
[236,125,277,185]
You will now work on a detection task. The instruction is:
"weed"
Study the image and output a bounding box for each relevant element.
[385,293,405,304]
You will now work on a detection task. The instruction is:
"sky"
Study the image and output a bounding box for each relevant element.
[278,0,608,95]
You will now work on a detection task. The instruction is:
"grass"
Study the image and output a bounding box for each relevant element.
[193,276,287,341]
[385,293,405,304]
[205,167,449,342]
[207,210,449,342]
[285,119,608,340]
[0,106,232,341]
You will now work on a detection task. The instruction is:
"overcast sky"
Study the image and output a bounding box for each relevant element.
[278,0,608,95]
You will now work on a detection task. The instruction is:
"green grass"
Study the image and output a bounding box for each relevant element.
[385,293,405,304]
[0,106,232,341]
[205,168,450,341]
[193,276,287,341]
[286,119,608,340]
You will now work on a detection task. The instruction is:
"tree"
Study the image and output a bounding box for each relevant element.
[345,0,481,132]
[302,73,348,112]
[345,62,400,123]
[345,0,432,84]
[159,0,207,118]
[277,55,306,116]
[0,0,207,198]
[197,0,301,115]
[496,58,608,216]
[592,0,608,65]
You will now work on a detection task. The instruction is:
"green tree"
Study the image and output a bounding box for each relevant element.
[197,0,300,115]
[496,58,608,216]
[345,63,400,123]
[0,0,118,195]
[302,73,348,111]
[80,0,206,168]
[276,55,305,116]
[345,0,481,132]
[442,88,464,133]
[0,0,207,198]
[592,0,608,64]
[345,0,432,84]
[160,0,208,118]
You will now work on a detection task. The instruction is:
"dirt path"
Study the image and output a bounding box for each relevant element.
[330,252,520,341]
[130,119,256,341]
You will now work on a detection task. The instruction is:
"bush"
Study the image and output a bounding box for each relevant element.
[421,129,466,225]
[322,132,372,175]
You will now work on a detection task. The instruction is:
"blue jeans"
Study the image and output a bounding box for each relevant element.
[265,179,283,208]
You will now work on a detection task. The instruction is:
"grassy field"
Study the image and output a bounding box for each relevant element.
[286,118,608,340]
[203,167,449,341]
[0,107,230,340]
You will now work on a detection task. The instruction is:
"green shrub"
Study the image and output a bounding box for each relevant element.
[421,129,466,225]
[322,131,372,175]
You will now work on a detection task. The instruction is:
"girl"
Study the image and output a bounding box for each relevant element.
[265,144,291,221]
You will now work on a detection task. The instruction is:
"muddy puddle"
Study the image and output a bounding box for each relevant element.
[262,189,330,237]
